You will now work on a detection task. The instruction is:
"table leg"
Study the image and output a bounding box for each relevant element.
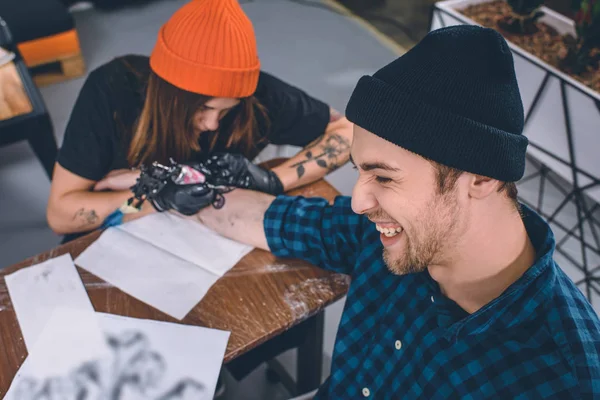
[28,115,57,179]
[296,311,325,394]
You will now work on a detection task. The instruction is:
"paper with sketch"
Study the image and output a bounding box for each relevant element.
[5,311,230,400]
[4,254,95,352]
[75,213,253,319]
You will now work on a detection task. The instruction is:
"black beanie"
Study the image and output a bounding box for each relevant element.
[345,25,528,182]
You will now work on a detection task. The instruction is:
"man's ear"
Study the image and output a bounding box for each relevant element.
[467,174,500,199]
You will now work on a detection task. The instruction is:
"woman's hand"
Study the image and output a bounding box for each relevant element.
[150,180,219,216]
[93,169,141,192]
[205,153,284,195]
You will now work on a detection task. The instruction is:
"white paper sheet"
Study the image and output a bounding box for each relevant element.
[4,254,95,351]
[119,213,253,276]
[5,312,230,400]
[75,228,222,320]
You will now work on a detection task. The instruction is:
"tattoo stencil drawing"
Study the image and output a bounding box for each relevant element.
[12,331,206,400]
[290,133,351,178]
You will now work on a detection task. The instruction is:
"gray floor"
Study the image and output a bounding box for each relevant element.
[1,0,599,398]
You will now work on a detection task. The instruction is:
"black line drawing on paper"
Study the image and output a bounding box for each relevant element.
[11,330,206,400]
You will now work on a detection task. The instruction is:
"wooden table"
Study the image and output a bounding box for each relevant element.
[0,48,57,179]
[0,178,350,396]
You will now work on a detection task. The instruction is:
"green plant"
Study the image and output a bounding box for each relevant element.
[498,0,546,33]
[571,0,600,73]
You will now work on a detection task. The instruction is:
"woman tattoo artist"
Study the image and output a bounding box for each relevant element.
[47,0,353,240]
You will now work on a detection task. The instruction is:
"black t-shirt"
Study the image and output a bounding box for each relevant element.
[58,55,330,181]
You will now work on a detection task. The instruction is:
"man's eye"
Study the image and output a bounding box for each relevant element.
[351,164,357,170]
[375,176,392,184]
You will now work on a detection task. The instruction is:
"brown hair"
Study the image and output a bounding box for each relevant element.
[127,70,268,167]
[430,161,519,209]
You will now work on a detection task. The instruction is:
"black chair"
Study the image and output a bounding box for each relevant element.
[0,17,57,180]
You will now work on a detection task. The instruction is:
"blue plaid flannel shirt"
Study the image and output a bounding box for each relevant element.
[264,195,600,399]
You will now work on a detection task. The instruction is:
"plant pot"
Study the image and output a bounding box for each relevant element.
[431,0,600,205]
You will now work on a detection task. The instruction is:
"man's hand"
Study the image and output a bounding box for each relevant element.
[94,169,140,192]
[195,189,274,251]
[205,153,284,195]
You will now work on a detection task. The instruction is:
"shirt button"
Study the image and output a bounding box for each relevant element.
[395,340,402,350]
[431,295,435,303]
[362,387,371,397]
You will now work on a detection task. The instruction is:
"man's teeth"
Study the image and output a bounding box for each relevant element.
[375,224,402,237]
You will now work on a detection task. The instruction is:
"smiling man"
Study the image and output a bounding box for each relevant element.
[191,25,600,398]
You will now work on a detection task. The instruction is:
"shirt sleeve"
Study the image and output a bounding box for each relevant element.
[57,68,117,181]
[264,195,368,275]
[258,72,331,147]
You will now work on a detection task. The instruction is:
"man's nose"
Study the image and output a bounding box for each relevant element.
[351,179,377,215]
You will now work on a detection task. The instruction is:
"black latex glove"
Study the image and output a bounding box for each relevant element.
[149,181,219,216]
[204,153,284,195]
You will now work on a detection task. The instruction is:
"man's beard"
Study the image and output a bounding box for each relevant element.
[383,191,460,276]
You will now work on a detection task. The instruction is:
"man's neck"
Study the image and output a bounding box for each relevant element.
[428,204,537,314]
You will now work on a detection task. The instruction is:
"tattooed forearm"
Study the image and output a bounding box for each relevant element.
[290,133,351,178]
[73,208,99,227]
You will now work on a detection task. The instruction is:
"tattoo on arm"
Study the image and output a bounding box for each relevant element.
[290,133,351,178]
[73,208,99,228]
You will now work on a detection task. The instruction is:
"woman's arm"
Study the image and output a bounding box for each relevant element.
[46,164,154,235]
[270,108,353,191]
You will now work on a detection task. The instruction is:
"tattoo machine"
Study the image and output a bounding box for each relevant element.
[126,159,232,212]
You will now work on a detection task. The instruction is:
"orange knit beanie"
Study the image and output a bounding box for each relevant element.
[150,0,260,98]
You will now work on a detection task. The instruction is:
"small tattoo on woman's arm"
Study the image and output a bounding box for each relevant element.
[73,208,99,227]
